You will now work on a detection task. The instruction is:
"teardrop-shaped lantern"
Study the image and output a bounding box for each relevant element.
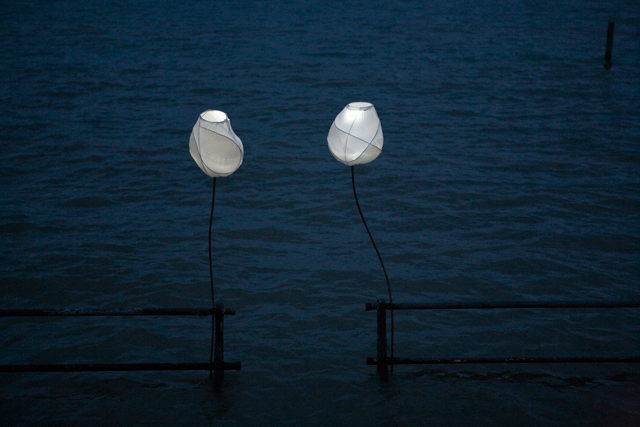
[189,110,244,177]
[327,101,393,373]
[327,102,383,166]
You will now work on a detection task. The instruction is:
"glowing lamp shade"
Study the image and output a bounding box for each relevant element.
[189,110,244,177]
[327,102,383,166]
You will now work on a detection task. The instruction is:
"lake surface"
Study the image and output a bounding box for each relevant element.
[1,0,639,425]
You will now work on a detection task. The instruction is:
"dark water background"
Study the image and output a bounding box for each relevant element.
[1,0,639,425]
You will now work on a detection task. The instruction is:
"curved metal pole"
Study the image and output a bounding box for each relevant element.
[209,177,217,376]
[351,166,393,372]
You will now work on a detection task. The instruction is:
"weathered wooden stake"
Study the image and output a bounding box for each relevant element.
[605,21,614,67]
[376,300,388,381]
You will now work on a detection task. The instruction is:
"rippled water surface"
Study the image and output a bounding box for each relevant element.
[1,0,639,425]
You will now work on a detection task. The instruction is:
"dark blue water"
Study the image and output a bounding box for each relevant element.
[2,0,639,425]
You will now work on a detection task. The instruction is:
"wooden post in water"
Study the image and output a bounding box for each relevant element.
[212,304,225,390]
[376,300,388,381]
[605,21,614,68]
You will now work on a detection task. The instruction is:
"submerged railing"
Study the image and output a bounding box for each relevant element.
[0,304,240,391]
[366,300,640,381]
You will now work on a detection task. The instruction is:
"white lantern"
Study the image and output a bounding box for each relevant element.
[327,102,383,166]
[189,110,244,177]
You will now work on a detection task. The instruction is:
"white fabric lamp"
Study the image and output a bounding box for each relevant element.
[189,109,244,377]
[189,110,244,177]
[327,102,383,166]
[327,101,393,372]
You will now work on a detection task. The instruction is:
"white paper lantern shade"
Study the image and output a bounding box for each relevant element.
[327,102,383,166]
[189,109,244,376]
[327,101,394,372]
[189,110,244,177]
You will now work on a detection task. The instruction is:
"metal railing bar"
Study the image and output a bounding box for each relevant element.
[0,308,236,317]
[366,356,640,365]
[0,362,241,373]
[366,301,640,311]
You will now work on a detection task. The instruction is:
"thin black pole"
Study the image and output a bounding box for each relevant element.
[351,166,393,372]
[209,177,217,306]
[213,305,225,390]
[209,177,217,376]
[376,301,389,381]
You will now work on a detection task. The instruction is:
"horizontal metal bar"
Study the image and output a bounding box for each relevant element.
[0,362,241,373]
[0,308,236,317]
[366,301,640,311]
[367,356,640,365]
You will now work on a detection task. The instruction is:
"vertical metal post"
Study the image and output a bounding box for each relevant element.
[212,304,224,390]
[377,300,388,381]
